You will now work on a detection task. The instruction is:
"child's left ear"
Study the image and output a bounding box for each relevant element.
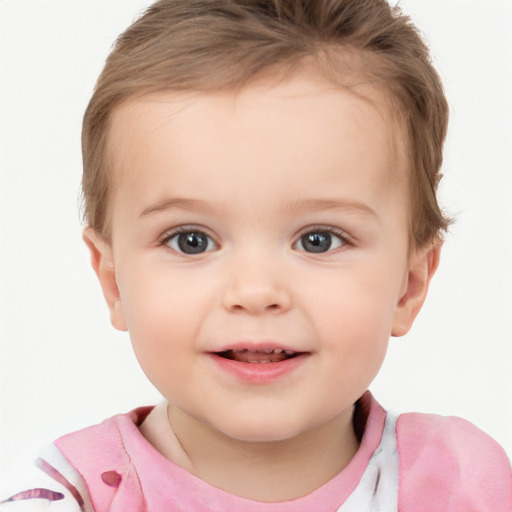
[391,242,441,337]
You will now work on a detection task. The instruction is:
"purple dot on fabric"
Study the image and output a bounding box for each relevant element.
[101,471,122,487]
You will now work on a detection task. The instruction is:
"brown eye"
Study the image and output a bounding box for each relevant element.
[167,231,216,255]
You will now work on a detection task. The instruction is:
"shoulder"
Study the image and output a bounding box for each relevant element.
[396,411,512,512]
[0,444,94,512]
[54,407,154,511]
[55,406,153,463]
[1,408,154,512]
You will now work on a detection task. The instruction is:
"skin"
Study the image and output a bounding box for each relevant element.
[84,70,439,501]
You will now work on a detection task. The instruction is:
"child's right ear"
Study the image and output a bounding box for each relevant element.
[82,227,128,332]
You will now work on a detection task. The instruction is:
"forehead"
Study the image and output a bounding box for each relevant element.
[106,70,408,222]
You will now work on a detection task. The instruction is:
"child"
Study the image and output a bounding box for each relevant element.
[2,0,511,510]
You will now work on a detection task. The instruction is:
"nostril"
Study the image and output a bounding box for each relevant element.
[223,286,291,314]
[230,303,280,312]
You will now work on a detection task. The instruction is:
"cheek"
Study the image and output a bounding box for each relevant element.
[314,290,392,400]
[119,258,200,324]
[306,264,402,372]
[319,291,392,361]
[309,265,402,332]
[116,265,202,371]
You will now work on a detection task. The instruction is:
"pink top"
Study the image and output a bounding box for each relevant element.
[54,393,388,511]
[397,412,512,511]
[3,392,511,511]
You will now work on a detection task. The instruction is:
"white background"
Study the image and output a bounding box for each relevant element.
[1,0,511,496]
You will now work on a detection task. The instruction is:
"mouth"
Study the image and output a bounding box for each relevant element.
[208,345,309,382]
[215,348,300,364]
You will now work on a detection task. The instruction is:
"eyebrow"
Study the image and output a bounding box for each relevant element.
[140,197,210,217]
[139,196,377,219]
[285,198,378,218]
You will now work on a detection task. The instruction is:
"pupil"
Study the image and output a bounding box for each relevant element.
[178,232,208,254]
[302,232,332,253]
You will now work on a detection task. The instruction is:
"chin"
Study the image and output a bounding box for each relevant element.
[215,416,310,444]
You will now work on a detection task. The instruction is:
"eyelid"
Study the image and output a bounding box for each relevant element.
[159,225,220,253]
[293,225,353,252]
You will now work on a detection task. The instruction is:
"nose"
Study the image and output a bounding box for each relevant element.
[222,257,292,315]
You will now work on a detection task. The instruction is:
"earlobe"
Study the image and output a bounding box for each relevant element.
[82,227,128,332]
[391,243,441,337]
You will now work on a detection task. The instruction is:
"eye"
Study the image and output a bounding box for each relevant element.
[164,230,217,255]
[295,229,346,254]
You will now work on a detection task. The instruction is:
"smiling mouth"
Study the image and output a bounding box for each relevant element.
[216,348,300,364]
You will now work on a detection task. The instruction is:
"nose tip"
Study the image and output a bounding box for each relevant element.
[223,278,291,315]
[221,251,292,314]
[229,299,284,314]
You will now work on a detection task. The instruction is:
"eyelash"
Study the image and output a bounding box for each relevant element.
[294,225,353,253]
[159,226,219,254]
[158,225,353,255]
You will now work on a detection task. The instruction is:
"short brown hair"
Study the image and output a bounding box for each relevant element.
[81,0,450,247]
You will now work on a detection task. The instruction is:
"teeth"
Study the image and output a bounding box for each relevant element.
[238,348,293,354]
[219,348,300,363]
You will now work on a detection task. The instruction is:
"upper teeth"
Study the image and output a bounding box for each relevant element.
[231,348,293,354]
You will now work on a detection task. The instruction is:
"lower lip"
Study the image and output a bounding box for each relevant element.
[207,353,309,383]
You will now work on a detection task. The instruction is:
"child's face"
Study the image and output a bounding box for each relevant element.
[87,70,436,443]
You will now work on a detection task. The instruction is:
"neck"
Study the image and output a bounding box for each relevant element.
[167,405,359,502]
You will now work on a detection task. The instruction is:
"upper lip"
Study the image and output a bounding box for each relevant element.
[209,341,306,354]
